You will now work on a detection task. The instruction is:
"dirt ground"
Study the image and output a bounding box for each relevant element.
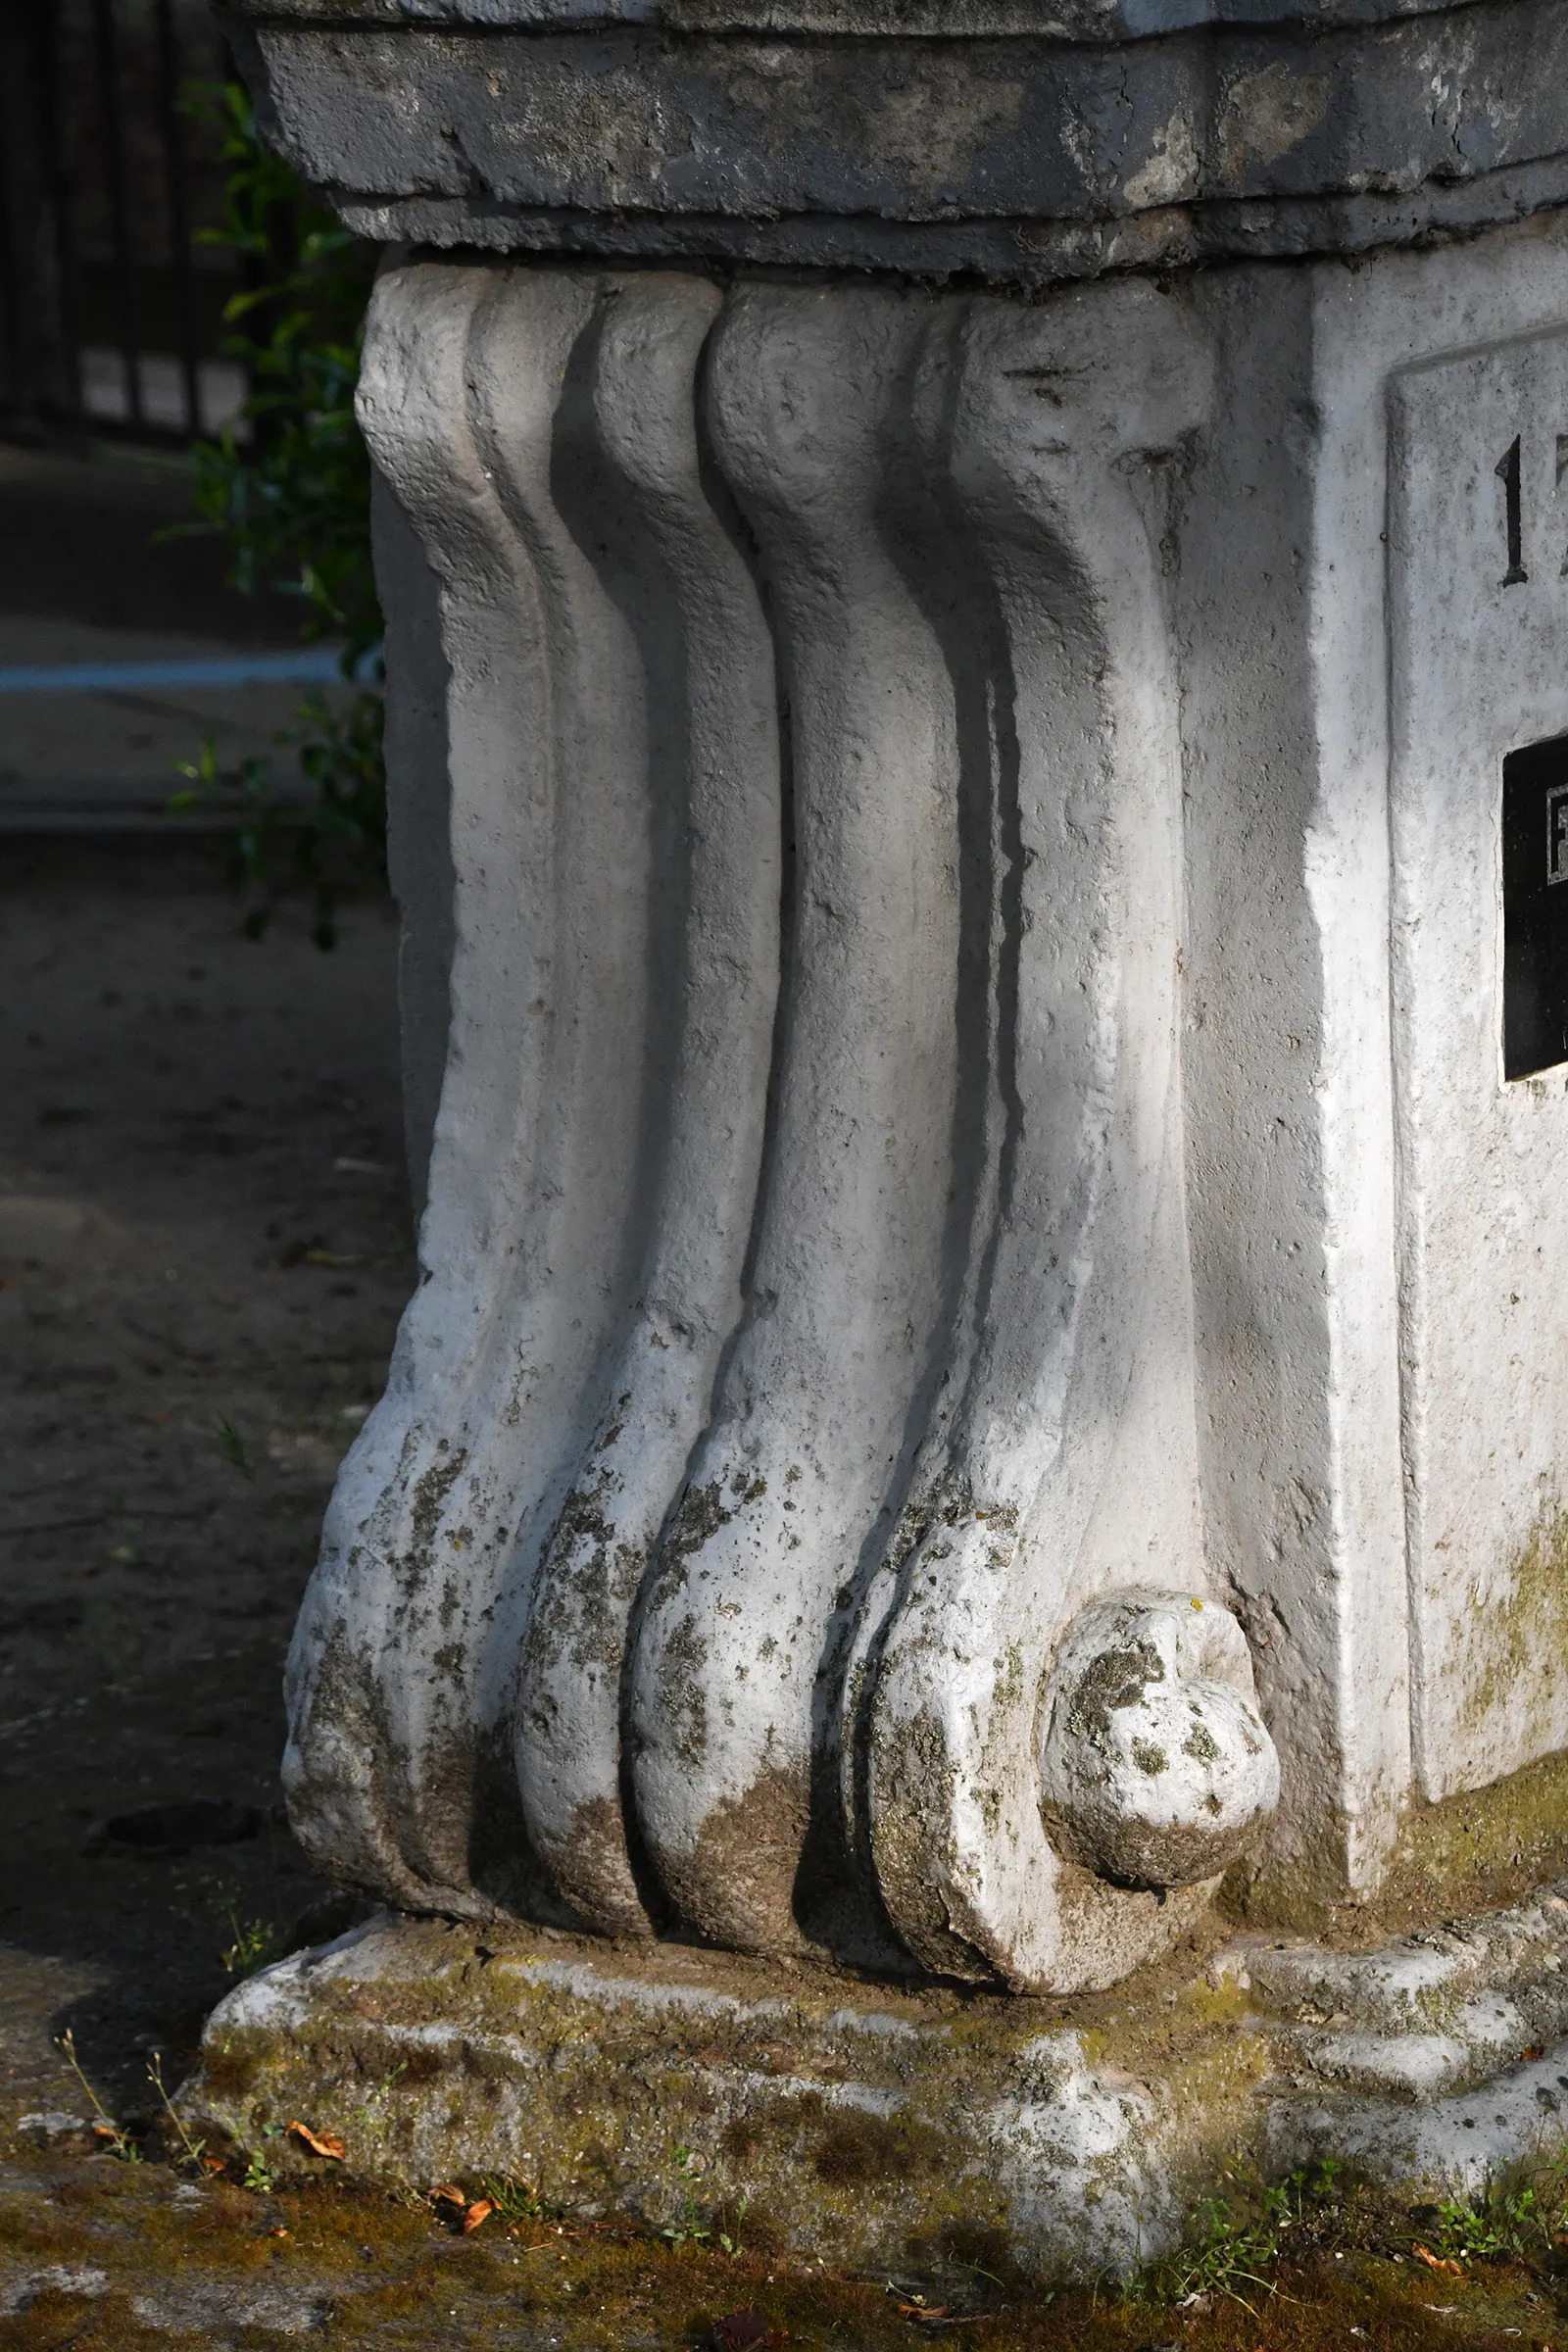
[0,839,410,2133]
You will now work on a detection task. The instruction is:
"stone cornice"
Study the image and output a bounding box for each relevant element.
[225,0,1568,285]
[225,0,1486,34]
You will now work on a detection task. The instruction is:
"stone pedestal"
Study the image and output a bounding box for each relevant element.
[203,0,1568,2253]
[183,1891,1568,2276]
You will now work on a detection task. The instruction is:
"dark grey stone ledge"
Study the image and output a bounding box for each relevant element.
[228,0,1568,286]
[331,157,1568,289]
[230,0,1488,36]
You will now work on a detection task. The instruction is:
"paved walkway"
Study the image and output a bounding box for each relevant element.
[0,614,350,830]
[0,441,337,831]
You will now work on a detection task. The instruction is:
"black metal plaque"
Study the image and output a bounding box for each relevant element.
[1503,732,1568,1079]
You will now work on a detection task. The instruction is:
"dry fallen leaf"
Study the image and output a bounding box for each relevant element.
[285,2120,346,2160]
[1522,2045,1545,2062]
[899,2308,949,2322]
[708,2310,782,2352]
[464,2199,495,2233]
[432,2184,466,2207]
[1413,2245,1464,2278]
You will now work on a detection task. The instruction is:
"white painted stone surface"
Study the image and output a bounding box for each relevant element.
[1038,1592,1279,1889]
[1188,216,1568,1873]
[1173,211,1568,1908]
[272,181,1568,1983]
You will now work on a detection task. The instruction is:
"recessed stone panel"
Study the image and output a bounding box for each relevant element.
[1389,326,1568,1798]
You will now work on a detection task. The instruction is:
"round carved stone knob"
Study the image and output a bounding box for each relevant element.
[1038,1589,1280,1891]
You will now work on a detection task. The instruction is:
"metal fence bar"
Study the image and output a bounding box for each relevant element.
[0,2,80,436]
[0,0,244,451]
[152,0,201,438]
[35,5,82,438]
[0,64,21,426]
[89,0,144,432]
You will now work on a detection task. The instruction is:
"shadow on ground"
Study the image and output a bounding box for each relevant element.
[0,841,411,2129]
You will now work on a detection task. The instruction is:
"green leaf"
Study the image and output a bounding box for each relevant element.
[175,77,385,946]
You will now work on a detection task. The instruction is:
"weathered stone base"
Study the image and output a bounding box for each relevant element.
[180,1895,1568,2278]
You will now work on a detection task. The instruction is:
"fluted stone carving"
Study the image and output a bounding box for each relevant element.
[281,258,1280,1992]
[278,181,1568,1993]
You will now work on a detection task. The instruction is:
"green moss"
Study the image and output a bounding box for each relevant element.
[200,2032,265,2100]
[18,2044,1568,2352]
[808,2109,947,2185]
[1453,1494,1568,1748]
[1371,1740,1568,1933]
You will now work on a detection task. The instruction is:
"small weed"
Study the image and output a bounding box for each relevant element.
[663,2145,713,2251]
[479,2176,561,2226]
[57,2030,140,2165]
[1141,2158,1343,2313]
[1153,2198,1276,2311]
[147,2051,210,2173]
[1433,2166,1562,2263]
[658,2146,745,2256]
[242,2129,284,2195]
[1436,2189,1526,2261]
[216,1417,255,1478]
[716,2206,749,2260]
[219,1899,279,1979]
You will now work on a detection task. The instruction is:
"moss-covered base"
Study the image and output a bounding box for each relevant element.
[178,1892,1568,2278]
[178,1912,1267,2279]
[1228,1745,1568,1941]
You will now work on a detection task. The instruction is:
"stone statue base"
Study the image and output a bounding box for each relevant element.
[183,1894,1568,2278]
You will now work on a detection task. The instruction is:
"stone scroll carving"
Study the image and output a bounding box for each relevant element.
[282,258,1280,1994]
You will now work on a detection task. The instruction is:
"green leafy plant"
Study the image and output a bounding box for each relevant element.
[715,2204,749,2259]
[169,79,383,948]
[660,2144,743,2254]
[660,2143,712,2249]
[1142,2158,1343,2313]
[240,2121,288,2193]
[1153,2193,1277,2312]
[1435,2177,1544,2262]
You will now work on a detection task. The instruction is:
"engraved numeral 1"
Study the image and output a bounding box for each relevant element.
[1497,435,1528,585]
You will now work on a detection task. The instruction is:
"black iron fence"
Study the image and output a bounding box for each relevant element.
[0,0,242,446]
